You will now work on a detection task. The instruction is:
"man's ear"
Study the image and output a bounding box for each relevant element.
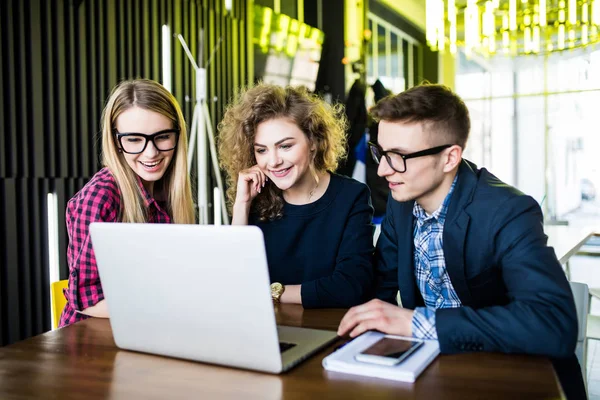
[443,145,463,173]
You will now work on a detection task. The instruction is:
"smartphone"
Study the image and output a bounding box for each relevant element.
[354,336,424,366]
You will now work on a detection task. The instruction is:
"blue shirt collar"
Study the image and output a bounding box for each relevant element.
[413,174,459,225]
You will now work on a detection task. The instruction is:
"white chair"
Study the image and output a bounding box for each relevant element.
[588,315,600,339]
[589,287,600,302]
[585,288,600,345]
[570,281,589,384]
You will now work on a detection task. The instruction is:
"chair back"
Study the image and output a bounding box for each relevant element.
[569,281,589,382]
[51,280,68,329]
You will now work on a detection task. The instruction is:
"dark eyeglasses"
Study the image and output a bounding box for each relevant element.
[114,129,180,155]
[368,142,453,173]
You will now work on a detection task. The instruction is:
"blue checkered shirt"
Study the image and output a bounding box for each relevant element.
[411,176,462,340]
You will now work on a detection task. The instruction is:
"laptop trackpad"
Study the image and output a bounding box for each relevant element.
[277,326,339,371]
[279,342,297,353]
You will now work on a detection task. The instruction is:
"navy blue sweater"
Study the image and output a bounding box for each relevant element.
[251,173,375,308]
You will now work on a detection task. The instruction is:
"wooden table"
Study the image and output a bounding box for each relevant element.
[0,305,563,399]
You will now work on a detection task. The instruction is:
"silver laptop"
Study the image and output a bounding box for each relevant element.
[89,223,338,374]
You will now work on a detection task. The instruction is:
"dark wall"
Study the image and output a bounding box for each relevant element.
[0,0,251,346]
[305,0,436,102]
[305,0,347,103]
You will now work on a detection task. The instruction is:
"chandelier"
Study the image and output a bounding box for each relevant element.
[426,0,600,56]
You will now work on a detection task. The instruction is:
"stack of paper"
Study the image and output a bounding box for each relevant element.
[322,331,440,382]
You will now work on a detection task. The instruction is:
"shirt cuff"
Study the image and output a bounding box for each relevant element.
[411,307,438,340]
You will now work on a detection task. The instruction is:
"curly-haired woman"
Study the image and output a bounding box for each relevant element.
[218,83,374,308]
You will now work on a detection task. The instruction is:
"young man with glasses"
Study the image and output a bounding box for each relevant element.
[337,84,584,398]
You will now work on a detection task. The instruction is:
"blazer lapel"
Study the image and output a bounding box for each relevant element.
[442,160,479,306]
[443,211,472,305]
[396,201,422,309]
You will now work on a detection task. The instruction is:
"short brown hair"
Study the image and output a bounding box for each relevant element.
[370,83,470,148]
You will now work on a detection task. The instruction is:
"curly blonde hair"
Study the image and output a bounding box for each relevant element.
[218,83,348,221]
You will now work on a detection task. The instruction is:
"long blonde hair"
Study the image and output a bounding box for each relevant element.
[218,84,347,221]
[100,79,195,224]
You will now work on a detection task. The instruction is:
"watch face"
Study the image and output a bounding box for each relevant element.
[271,282,283,296]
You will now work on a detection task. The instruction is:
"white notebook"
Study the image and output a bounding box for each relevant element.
[322,331,440,382]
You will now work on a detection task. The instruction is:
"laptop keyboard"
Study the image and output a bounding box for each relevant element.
[279,341,297,353]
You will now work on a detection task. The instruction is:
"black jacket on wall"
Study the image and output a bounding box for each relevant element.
[366,79,391,217]
[338,79,367,177]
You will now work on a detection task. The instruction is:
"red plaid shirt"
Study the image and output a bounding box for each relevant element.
[59,168,172,327]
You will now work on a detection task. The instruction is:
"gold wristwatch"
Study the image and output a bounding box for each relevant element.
[270,282,285,303]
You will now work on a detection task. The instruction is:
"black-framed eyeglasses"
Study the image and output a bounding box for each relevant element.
[114,129,180,155]
[368,142,453,173]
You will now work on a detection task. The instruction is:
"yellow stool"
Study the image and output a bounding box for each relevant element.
[51,280,68,329]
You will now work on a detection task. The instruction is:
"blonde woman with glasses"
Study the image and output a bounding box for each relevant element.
[59,79,195,327]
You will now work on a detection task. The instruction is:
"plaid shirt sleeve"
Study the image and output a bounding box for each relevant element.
[412,306,438,340]
[61,174,119,326]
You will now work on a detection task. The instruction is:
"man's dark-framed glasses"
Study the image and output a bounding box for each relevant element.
[114,129,180,155]
[368,142,453,173]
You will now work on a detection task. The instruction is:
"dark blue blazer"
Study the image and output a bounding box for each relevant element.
[375,159,578,358]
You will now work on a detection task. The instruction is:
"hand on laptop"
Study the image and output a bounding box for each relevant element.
[337,299,414,338]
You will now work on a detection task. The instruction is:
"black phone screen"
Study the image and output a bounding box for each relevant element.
[360,337,422,359]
